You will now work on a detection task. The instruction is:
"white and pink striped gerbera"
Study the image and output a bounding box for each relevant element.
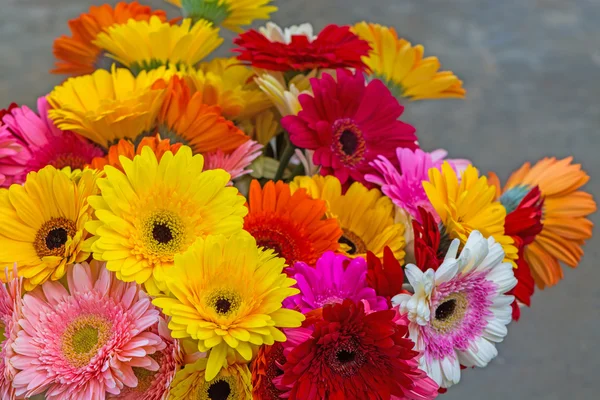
[0,267,22,400]
[10,262,164,400]
[392,230,517,388]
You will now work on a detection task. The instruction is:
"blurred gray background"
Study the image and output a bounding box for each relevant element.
[1,0,598,398]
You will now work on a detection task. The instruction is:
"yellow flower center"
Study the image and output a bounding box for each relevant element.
[197,376,237,400]
[431,292,468,334]
[338,228,367,255]
[34,217,76,258]
[133,352,162,392]
[206,289,242,317]
[142,210,185,258]
[61,315,112,367]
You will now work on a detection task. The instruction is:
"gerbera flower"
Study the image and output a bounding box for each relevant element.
[412,207,449,272]
[0,267,21,399]
[366,148,469,222]
[237,109,281,146]
[489,157,596,289]
[291,175,406,261]
[423,162,519,265]
[169,358,252,400]
[0,97,103,187]
[204,140,263,180]
[52,1,167,76]
[0,166,99,290]
[113,317,183,400]
[10,262,163,399]
[153,233,304,381]
[251,343,286,400]
[234,23,371,72]
[282,69,418,185]
[353,22,466,100]
[86,146,247,294]
[393,230,517,388]
[47,66,172,148]
[366,246,405,302]
[0,103,21,187]
[287,251,388,313]
[254,70,314,117]
[166,0,277,32]
[280,300,439,399]
[155,76,250,154]
[243,180,342,266]
[94,17,223,73]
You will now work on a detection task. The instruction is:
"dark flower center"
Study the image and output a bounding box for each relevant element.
[256,239,283,257]
[46,228,68,250]
[435,299,457,321]
[328,339,366,377]
[215,298,232,315]
[336,349,356,363]
[207,380,231,400]
[339,129,359,156]
[339,228,367,256]
[152,223,173,244]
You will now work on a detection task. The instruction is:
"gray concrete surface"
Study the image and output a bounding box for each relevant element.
[1,0,598,398]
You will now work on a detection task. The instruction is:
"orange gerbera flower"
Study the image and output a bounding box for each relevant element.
[251,343,286,400]
[154,76,249,154]
[52,1,167,76]
[244,180,342,267]
[88,133,182,172]
[489,157,596,289]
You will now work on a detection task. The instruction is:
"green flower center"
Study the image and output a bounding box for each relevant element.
[61,315,112,367]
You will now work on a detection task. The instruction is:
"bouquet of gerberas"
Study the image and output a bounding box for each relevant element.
[0,1,595,399]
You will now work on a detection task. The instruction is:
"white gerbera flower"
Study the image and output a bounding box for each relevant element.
[259,22,316,43]
[392,230,517,388]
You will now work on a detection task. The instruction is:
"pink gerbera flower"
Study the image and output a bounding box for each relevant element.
[286,251,388,313]
[204,140,263,181]
[113,317,183,400]
[282,69,418,185]
[366,148,470,222]
[0,97,103,187]
[10,262,164,399]
[0,266,22,400]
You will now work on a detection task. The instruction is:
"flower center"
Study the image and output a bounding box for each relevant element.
[331,118,366,167]
[142,210,185,257]
[255,238,283,258]
[431,292,468,334]
[206,289,242,317]
[328,339,365,377]
[207,380,231,400]
[34,217,77,258]
[49,153,88,170]
[338,228,367,256]
[197,376,237,400]
[61,314,112,367]
[0,321,5,344]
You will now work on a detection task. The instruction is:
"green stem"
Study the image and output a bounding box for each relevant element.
[274,141,296,182]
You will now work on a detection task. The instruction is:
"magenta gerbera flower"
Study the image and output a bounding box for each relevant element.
[0,266,22,400]
[0,97,103,187]
[10,262,164,400]
[282,69,418,185]
[204,140,263,181]
[286,251,388,313]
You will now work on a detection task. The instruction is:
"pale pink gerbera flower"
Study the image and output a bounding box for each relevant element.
[113,317,183,400]
[204,140,263,181]
[366,148,470,222]
[0,266,22,400]
[11,262,163,400]
[0,97,103,187]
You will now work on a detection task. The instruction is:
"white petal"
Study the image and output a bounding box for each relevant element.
[444,239,461,261]
[477,239,505,272]
[457,336,498,368]
[434,259,459,285]
[391,293,412,308]
[486,263,517,293]
[441,355,461,386]
[482,319,509,342]
[404,264,425,288]
[459,231,489,273]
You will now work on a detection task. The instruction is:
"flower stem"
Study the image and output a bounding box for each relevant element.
[274,138,296,182]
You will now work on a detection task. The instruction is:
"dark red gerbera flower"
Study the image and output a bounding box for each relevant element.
[501,186,544,320]
[233,24,371,72]
[366,246,404,302]
[282,69,418,185]
[251,343,287,400]
[280,300,438,400]
[412,207,447,272]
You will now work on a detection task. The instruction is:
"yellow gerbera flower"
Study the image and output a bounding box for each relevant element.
[166,0,277,32]
[353,22,466,101]
[254,70,314,117]
[85,146,247,294]
[47,66,173,148]
[423,162,518,264]
[0,166,99,290]
[169,358,252,399]
[238,109,280,145]
[93,16,223,73]
[153,233,304,381]
[290,175,406,261]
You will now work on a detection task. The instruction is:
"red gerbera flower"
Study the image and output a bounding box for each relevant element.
[234,24,370,72]
[366,246,404,302]
[501,186,544,320]
[251,343,287,400]
[282,69,418,185]
[244,180,342,267]
[412,207,447,272]
[280,300,438,400]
